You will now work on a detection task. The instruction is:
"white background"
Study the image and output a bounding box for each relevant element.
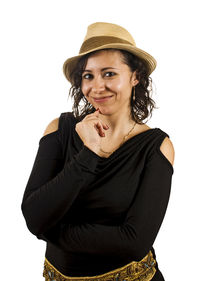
[1,0,199,280]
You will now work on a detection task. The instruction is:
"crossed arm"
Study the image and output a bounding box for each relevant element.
[22,122,174,261]
[37,146,173,261]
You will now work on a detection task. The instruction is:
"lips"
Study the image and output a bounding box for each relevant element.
[93,96,113,100]
[93,95,113,102]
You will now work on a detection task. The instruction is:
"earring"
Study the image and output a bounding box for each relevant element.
[133,86,136,101]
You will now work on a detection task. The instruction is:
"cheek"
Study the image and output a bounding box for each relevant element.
[114,80,124,92]
[81,83,90,97]
[115,78,131,94]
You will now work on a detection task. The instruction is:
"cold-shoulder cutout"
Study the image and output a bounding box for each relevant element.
[43,117,59,137]
[38,112,70,149]
[22,114,174,277]
[157,136,175,172]
[38,117,60,144]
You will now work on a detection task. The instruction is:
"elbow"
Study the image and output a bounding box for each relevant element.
[121,224,152,261]
[124,238,151,261]
[128,240,151,261]
[21,201,44,237]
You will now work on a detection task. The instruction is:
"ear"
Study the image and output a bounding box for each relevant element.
[131,71,139,86]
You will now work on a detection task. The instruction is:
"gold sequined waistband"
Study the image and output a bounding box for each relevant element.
[43,250,156,281]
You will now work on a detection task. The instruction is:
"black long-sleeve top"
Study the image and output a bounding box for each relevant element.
[21,112,174,280]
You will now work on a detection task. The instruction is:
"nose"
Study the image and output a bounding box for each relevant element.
[91,75,105,94]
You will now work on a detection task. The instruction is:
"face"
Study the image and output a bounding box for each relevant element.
[81,50,139,115]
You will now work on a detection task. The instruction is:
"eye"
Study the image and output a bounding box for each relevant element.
[82,72,116,80]
[104,72,116,77]
[82,73,92,79]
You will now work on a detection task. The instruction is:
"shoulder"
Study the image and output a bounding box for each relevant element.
[42,111,75,137]
[143,124,175,167]
[43,117,59,137]
[159,136,175,167]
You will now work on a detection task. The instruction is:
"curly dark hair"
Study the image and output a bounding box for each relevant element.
[67,48,157,124]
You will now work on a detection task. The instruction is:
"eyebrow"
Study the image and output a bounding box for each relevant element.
[82,67,118,73]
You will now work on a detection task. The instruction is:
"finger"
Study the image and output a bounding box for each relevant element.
[84,110,99,119]
[94,122,102,136]
[94,123,103,136]
[83,111,109,131]
[84,114,99,120]
[86,117,109,130]
[95,121,106,136]
[88,117,109,130]
[102,123,109,130]
[95,108,102,114]
[95,108,103,114]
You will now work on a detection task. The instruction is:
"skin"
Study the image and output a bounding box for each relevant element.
[81,49,150,142]
[43,49,175,165]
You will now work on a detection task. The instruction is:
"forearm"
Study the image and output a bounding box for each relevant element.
[40,149,173,260]
[21,145,101,236]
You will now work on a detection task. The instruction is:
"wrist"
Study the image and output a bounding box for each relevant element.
[84,143,101,155]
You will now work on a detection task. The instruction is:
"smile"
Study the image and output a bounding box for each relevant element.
[93,96,113,102]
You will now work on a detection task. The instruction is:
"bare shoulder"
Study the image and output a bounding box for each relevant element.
[159,136,175,167]
[139,124,175,167]
[43,117,59,137]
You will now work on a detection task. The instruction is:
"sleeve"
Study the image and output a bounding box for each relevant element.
[21,117,102,238]
[42,134,174,261]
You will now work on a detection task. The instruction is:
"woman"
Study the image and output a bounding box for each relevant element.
[21,22,175,280]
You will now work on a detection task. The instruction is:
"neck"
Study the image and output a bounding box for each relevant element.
[98,109,136,138]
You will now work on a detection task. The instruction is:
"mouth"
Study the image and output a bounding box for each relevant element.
[93,96,113,102]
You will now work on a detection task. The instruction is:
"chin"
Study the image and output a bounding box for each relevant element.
[99,107,114,115]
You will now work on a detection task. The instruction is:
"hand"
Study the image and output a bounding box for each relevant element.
[75,108,109,154]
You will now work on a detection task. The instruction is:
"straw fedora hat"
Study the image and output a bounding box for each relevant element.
[63,22,157,84]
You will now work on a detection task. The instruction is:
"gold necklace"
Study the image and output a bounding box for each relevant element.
[100,121,137,154]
